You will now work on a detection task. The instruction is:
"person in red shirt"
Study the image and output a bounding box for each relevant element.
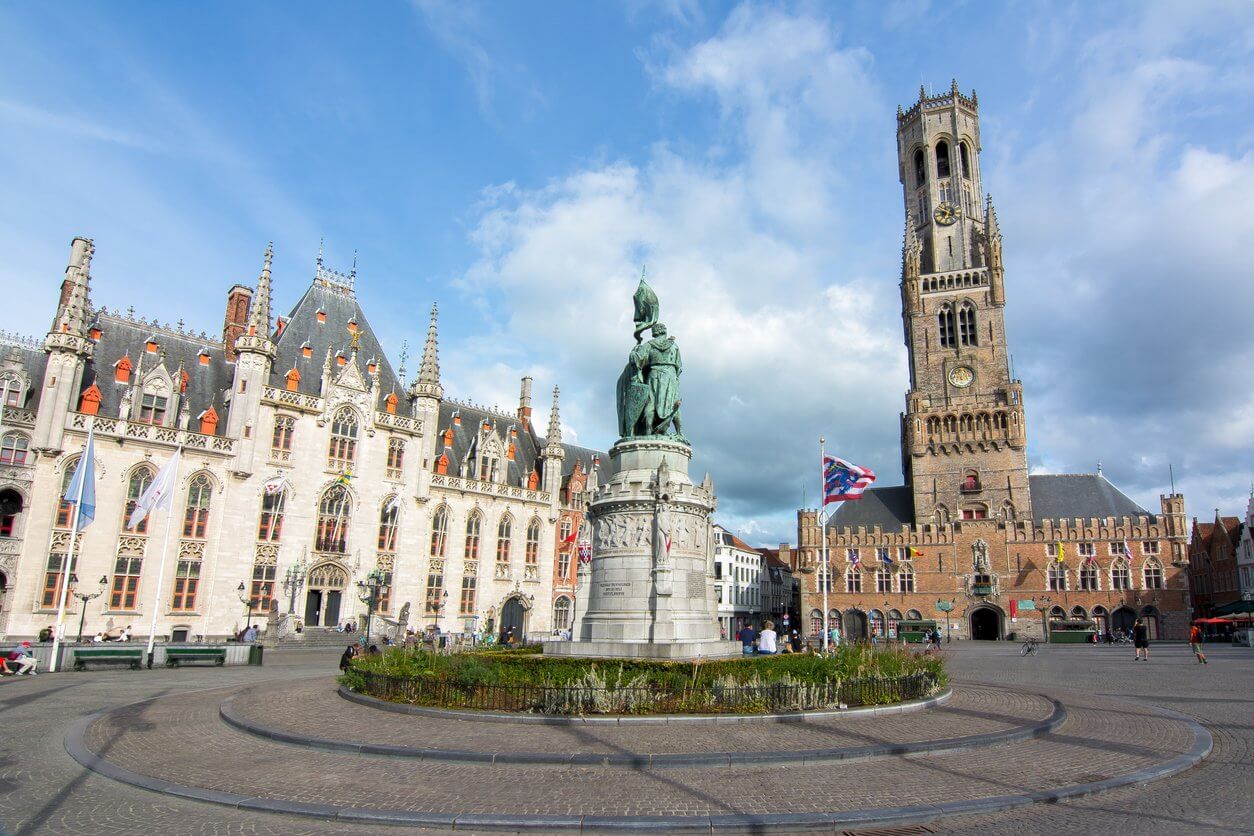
[1189,624,1208,665]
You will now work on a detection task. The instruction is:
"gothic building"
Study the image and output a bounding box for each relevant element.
[793,83,1191,641]
[0,239,602,642]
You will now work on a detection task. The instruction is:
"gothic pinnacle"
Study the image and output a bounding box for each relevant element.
[247,242,274,337]
[546,385,562,447]
[411,302,443,400]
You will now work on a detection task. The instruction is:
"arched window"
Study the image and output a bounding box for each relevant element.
[464,511,482,561]
[845,567,862,593]
[876,567,892,593]
[1110,557,1131,590]
[913,148,926,188]
[869,609,884,637]
[1048,605,1066,621]
[959,142,971,178]
[525,517,541,566]
[257,488,284,542]
[430,505,449,557]
[271,416,294,456]
[327,408,358,469]
[1078,563,1100,591]
[938,306,955,348]
[496,516,512,564]
[0,433,29,466]
[1143,558,1164,590]
[1070,605,1087,619]
[378,498,399,553]
[935,140,951,178]
[897,565,916,592]
[386,438,405,480]
[906,608,922,620]
[958,303,977,346]
[809,609,823,637]
[182,474,212,539]
[553,596,572,631]
[1092,605,1109,635]
[124,466,155,535]
[315,484,351,553]
[1048,564,1067,591]
[0,488,22,538]
[55,458,79,529]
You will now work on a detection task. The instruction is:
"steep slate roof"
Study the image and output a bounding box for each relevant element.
[79,312,232,424]
[2,341,49,412]
[436,401,538,485]
[271,278,402,402]
[827,485,915,529]
[1028,474,1151,524]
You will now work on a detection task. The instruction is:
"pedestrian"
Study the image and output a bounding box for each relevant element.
[1189,624,1208,665]
[1132,618,1150,661]
[739,622,757,655]
[93,632,105,643]
[870,630,879,649]
[828,624,841,649]
[791,630,804,653]
[339,644,357,673]
[758,620,778,655]
[10,642,38,675]
[38,625,53,643]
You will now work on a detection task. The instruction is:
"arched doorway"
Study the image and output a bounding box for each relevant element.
[1111,606,1136,636]
[304,563,348,627]
[1092,605,1109,638]
[0,488,23,538]
[500,596,528,644]
[1140,606,1160,640]
[969,606,1002,640]
[843,609,867,641]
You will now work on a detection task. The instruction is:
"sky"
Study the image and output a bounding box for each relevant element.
[1,1,1251,545]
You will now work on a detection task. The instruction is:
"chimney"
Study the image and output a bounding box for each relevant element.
[222,284,252,361]
[518,375,533,423]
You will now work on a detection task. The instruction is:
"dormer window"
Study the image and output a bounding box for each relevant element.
[0,373,23,407]
[137,392,168,425]
[316,309,326,324]
[301,342,312,358]
[146,339,158,353]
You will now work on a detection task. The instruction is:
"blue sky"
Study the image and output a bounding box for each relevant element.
[2,1,1252,544]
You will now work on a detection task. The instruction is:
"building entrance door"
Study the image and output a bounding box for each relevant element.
[843,609,868,641]
[305,589,323,626]
[304,563,348,627]
[970,607,1002,640]
[500,596,527,644]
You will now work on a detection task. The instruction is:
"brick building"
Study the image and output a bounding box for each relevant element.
[1187,510,1244,618]
[791,84,1190,642]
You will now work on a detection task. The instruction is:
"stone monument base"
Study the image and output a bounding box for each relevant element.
[542,638,743,660]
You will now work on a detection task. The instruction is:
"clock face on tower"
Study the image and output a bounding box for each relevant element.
[948,365,974,388]
[933,202,960,226]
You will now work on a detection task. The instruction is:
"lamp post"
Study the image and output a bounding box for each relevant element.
[283,563,306,615]
[356,568,385,644]
[71,575,108,643]
[936,598,954,643]
[237,581,254,640]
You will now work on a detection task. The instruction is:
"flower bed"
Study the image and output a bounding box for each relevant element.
[343,647,946,715]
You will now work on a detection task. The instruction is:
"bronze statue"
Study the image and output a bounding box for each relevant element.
[616,278,684,441]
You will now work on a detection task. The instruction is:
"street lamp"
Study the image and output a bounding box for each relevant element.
[237,581,254,640]
[936,598,955,643]
[282,563,306,614]
[71,574,108,643]
[356,568,386,644]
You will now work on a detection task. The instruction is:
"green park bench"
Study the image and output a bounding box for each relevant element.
[165,646,227,667]
[72,646,143,671]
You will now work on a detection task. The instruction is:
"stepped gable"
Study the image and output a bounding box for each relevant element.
[436,400,542,485]
[827,486,914,529]
[0,334,49,412]
[558,442,600,481]
[271,276,402,401]
[1028,473,1150,524]
[78,310,232,425]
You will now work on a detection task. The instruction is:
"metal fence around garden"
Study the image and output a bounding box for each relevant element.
[353,670,942,715]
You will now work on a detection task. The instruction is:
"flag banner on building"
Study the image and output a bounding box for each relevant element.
[562,528,578,544]
[1055,544,1065,564]
[908,546,923,558]
[127,448,183,530]
[335,468,353,486]
[1123,540,1134,560]
[577,541,592,564]
[263,476,290,496]
[882,551,895,565]
[850,551,860,568]
[385,493,404,516]
[823,456,876,504]
[65,429,98,530]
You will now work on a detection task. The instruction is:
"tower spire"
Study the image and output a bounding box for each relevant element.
[52,237,94,342]
[247,242,273,337]
[547,386,562,444]
[411,302,443,400]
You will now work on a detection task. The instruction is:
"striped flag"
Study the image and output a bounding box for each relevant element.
[127,448,182,530]
[908,546,923,559]
[65,429,98,530]
[823,456,876,504]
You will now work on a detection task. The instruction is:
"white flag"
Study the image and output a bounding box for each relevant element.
[127,449,182,530]
[385,493,404,515]
[263,476,290,496]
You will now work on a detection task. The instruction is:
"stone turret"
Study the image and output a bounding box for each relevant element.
[226,244,280,473]
[34,237,95,451]
[410,303,444,498]
[410,303,443,401]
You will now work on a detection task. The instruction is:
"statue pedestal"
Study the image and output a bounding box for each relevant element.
[545,438,740,661]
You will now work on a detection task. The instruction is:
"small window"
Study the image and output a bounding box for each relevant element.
[1078,543,1095,557]
[845,568,862,593]
[272,416,295,453]
[124,467,155,534]
[250,563,277,612]
[386,438,405,480]
[1048,565,1067,591]
[0,433,29,466]
[137,393,168,425]
[327,409,358,469]
[171,559,200,611]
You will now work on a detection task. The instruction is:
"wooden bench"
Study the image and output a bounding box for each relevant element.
[165,646,227,667]
[73,647,143,671]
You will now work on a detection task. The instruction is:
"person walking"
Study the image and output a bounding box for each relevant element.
[1189,624,1208,665]
[828,624,841,650]
[757,621,778,655]
[1132,618,1150,661]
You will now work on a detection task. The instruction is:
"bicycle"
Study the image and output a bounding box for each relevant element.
[1020,636,1039,656]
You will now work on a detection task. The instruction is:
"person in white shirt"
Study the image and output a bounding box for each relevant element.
[757,621,778,655]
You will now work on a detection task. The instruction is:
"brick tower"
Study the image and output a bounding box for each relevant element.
[896,81,1030,525]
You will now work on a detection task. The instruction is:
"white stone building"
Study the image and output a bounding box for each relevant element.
[0,238,602,642]
[1237,493,1254,601]
[711,524,762,638]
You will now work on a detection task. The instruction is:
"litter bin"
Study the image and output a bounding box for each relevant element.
[248,644,264,666]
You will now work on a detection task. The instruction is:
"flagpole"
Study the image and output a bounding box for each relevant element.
[820,436,829,654]
[145,447,182,669]
[50,427,92,673]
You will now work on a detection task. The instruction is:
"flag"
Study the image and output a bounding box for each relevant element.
[849,550,860,568]
[385,493,404,515]
[1055,543,1065,564]
[64,429,98,530]
[335,468,354,487]
[127,448,182,530]
[1123,539,1134,560]
[263,476,289,496]
[882,551,895,566]
[823,456,876,504]
[908,546,923,559]
[562,528,578,544]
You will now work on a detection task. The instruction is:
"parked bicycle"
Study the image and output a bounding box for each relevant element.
[1021,636,1039,657]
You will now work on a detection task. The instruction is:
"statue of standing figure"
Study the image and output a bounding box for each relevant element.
[616,277,684,440]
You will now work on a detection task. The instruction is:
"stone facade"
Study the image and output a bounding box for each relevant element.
[792,85,1191,641]
[0,239,604,642]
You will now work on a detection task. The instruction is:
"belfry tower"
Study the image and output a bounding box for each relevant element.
[896,82,1031,525]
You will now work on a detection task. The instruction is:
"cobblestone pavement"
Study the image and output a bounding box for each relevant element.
[0,642,1247,834]
[227,678,1053,756]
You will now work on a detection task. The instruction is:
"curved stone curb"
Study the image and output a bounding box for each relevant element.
[64,697,1213,833]
[221,689,1062,768]
[337,683,953,725]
